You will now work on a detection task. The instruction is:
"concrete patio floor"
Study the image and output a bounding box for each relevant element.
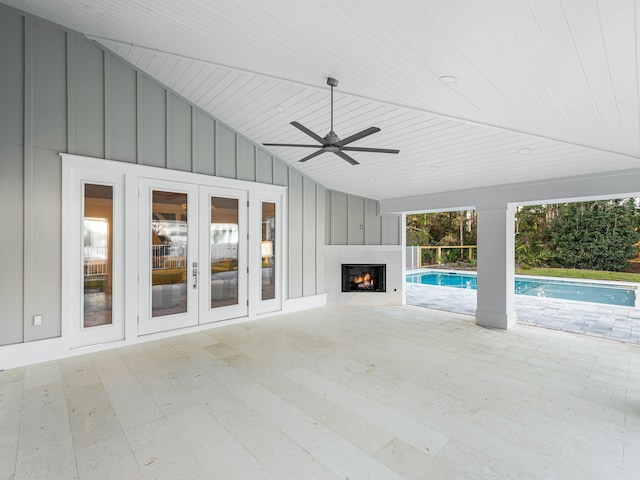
[406,280,640,345]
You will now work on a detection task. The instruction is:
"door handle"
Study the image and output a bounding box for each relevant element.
[192,262,198,289]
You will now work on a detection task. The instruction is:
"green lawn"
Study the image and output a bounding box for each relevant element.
[515,267,640,283]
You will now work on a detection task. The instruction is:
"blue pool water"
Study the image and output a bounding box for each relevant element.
[406,271,637,307]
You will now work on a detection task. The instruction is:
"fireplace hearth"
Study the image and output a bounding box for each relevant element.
[341,264,386,292]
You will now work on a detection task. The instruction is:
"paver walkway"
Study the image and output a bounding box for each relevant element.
[406,280,640,345]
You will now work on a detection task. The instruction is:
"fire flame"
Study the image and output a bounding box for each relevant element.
[354,272,372,286]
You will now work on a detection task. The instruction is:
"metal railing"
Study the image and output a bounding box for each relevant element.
[210,243,237,264]
[84,258,107,276]
[151,243,238,270]
[406,245,477,269]
[84,247,108,276]
[152,244,186,270]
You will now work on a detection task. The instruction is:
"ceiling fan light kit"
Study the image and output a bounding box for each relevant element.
[263,77,400,165]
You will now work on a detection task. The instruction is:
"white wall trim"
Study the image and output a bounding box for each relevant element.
[0,313,266,371]
[61,154,288,195]
[381,167,640,214]
[0,154,291,370]
[282,293,328,313]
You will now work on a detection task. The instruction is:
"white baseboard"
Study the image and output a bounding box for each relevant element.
[1,336,70,371]
[1,295,329,370]
[282,293,328,312]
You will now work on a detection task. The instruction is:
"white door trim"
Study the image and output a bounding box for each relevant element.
[62,154,287,347]
[251,190,286,316]
[63,167,125,348]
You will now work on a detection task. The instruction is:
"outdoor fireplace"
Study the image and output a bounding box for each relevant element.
[341,264,386,292]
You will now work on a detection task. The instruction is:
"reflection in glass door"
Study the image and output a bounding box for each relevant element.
[209,196,239,308]
[199,188,247,323]
[261,202,276,301]
[254,193,281,315]
[83,184,113,327]
[151,190,189,317]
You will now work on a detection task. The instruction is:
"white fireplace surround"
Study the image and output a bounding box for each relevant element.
[325,245,404,305]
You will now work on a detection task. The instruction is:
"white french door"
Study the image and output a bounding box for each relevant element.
[139,179,200,334]
[198,186,248,323]
[139,179,249,335]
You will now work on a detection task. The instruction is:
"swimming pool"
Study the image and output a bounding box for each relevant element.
[406,271,638,307]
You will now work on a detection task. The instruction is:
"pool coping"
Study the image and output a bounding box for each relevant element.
[405,280,640,345]
[406,268,640,308]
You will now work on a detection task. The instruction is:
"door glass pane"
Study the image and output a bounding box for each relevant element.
[83,184,113,328]
[152,191,188,317]
[210,196,239,308]
[262,202,276,300]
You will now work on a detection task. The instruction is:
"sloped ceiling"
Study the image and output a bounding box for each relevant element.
[4,0,640,200]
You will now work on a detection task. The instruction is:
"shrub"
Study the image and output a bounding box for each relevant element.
[548,200,639,271]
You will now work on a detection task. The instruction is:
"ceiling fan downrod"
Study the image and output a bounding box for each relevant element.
[327,77,338,134]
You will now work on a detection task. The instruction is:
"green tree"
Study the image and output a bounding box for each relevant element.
[406,211,477,264]
[406,211,477,247]
[548,199,640,271]
[515,205,552,268]
[408,200,640,271]
[406,214,433,246]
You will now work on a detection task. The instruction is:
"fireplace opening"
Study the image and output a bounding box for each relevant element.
[342,264,386,292]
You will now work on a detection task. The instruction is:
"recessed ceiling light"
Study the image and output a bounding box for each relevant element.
[275,105,286,113]
[439,75,458,84]
[518,147,532,155]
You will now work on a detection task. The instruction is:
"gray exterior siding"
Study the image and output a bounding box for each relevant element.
[325,189,401,247]
[138,76,166,168]
[33,22,67,152]
[193,110,215,175]
[302,176,318,297]
[0,12,24,145]
[0,143,24,345]
[237,137,256,182]
[108,56,137,163]
[168,93,193,172]
[287,170,304,299]
[215,123,237,178]
[0,5,397,348]
[256,149,273,184]
[70,38,105,158]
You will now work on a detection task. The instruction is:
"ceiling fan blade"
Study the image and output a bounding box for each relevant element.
[298,148,328,163]
[262,143,323,148]
[341,146,400,154]
[335,127,380,147]
[291,121,325,144]
[334,150,359,166]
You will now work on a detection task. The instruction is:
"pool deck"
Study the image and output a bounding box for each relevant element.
[406,279,640,345]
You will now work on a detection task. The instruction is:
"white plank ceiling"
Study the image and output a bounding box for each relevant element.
[5,0,640,200]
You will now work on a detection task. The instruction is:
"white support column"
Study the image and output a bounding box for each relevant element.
[475,204,516,329]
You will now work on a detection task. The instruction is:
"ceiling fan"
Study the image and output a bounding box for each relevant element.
[262,77,400,166]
